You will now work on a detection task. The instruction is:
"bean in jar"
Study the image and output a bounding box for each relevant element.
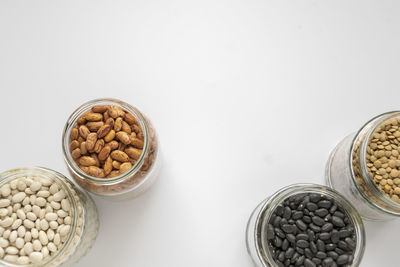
[63,99,160,200]
[0,167,99,266]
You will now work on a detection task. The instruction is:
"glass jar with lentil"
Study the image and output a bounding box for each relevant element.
[326,111,400,220]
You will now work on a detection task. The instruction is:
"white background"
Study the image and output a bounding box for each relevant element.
[1,1,399,266]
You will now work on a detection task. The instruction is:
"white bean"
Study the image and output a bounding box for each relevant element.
[47,229,54,241]
[12,192,26,203]
[26,212,37,221]
[53,233,60,245]
[41,246,49,258]
[0,199,10,208]
[47,242,57,252]
[39,231,48,245]
[11,219,22,230]
[15,237,24,249]
[30,181,42,192]
[50,201,61,210]
[9,230,17,243]
[16,209,26,220]
[24,231,31,242]
[1,217,13,228]
[0,237,9,247]
[29,251,43,263]
[23,242,33,254]
[23,219,34,229]
[17,225,25,237]
[37,191,50,198]
[1,185,11,197]
[32,240,42,251]
[49,184,59,195]
[36,197,47,207]
[40,219,49,231]
[5,246,18,255]
[60,225,70,236]
[32,205,40,217]
[45,213,58,221]
[49,221,58,230]
[3,229,10,239]
[61,199,70,212]
[0,208,8,217]
[31,228,39,239]
[0,247,3,257]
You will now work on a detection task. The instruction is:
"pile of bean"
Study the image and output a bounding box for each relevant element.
[266,193,357,267]
[0,176,73,265]
[69,105,144,178]
[366,117,400,202]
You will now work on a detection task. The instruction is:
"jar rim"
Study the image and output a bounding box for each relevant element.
[349,111,400,215]
[253,183,365,267]
[62,98,150,185]
[0,167,80,267]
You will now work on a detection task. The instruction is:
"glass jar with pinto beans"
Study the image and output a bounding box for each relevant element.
[62,98,160,201]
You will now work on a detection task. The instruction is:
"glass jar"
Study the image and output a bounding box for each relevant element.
[326,111,400,220]
[0,167,99,267]
[246,184,365,267]
[62,98,160,201]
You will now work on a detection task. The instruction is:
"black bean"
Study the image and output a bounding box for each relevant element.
[284,258,290,266]
[285,247,295,259]
[331,230,340,243]
[296,233,309,241]
[315,208,329,217]
[325,214,332,222]
[318,200,332,209]
[332,216,345,227]
[321,223,333,232]
[296,255,305,265]
[309,193,321,203]
[297,203,305,211]
[292,211,303,220]
[267,224,275,240]
[338,229,351,238]
[288,219,295,224]
[329,205,337,214]
[287,234,296,243]
[278,251,285,262]
[327,251,338,260]
[282,224,296,234]
[316,251,327,259]
[274,216,282,227]
[283,207,292,220]
[275,228,286,239]
[306,202,318,211]
[276,261,285,267]
[291,252,300,263]
[296,220,307,231]
[312,257,322,264]
[336,254,349,265]
[335,248,344,254]
[280,218,288,227]
[310,241,318,254]
[325,243,336,251]
[312,216,325,226]
[345,237,356,250]
[322,257,334,267]
[282,239,289,250]
[333,211,345,219]
[302,216,312,224]
[348,254,354,264]
[276,205,284,216]
[338,241,348,251]
[297,240,309,248]
[309,224,321,232]
[296,247,304,255]
[316,240,325,252]
[274,236,283,247]
[307,230,315,242]
[304,248,313,258]
[304,258,316,267]
[319,232,331,241]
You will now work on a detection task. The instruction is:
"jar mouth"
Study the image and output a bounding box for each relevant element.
[349,111,400,215]
[0,167,79,267]
[62,98,150,184]
[254,183,365,267]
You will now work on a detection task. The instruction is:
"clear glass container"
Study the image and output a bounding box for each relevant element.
[62,98,160,201]
[0,167,99,267]
[246,184,365,267]
[326,111,400,220]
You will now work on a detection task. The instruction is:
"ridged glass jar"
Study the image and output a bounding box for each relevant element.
[326,111,400,220]
[0,167,99,267]
[62,98,160,201]
[246,184,365,267]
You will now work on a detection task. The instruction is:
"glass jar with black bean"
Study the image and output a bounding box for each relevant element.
[246,184,365,267]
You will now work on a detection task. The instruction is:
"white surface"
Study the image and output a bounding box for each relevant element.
[0,1,399,266]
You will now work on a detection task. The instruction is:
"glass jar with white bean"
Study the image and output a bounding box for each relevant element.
[0,167,99,266]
